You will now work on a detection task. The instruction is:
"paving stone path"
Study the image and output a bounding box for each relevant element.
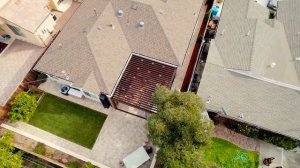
[214,124,260,152]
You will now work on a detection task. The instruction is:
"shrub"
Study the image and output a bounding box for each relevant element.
[0,132,23,167]
[8,92,37,122]
[67,161,81,168]
[45,148,54,158]
[224,120,297,150]
[32,163,44,168]
[260,132,297,150]
[84,162,96,168]
[34,143,46,155]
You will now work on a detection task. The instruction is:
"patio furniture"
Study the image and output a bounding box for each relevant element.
[123,147,150,168]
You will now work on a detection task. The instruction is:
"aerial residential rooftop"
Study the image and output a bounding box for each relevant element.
[0,0,50,32]
[0,40,44,106]
[198,0,300,140]
[0,1,79,107]
[34,0,203,95]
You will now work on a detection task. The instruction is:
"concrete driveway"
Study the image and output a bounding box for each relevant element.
[259,141,300,168]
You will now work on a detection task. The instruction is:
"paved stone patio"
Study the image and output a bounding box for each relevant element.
[4,80,149,168]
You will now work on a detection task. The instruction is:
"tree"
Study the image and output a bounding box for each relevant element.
[0,132,23,168]
[8,92,37,122]
[147,85,214,168]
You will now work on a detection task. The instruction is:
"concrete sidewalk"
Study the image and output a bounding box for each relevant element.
[259,141,300,168]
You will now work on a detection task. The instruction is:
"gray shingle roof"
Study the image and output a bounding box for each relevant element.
[214,0,258,70]
[198,63,300,140]
[199,0,300,140]
[35,0,202,94]
[277,0,300,80]
[213,0,300,87]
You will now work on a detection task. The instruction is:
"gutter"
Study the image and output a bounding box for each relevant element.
[208,110,300,142]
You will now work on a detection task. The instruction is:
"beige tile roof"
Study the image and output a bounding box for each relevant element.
[35,0,203,94]
[0,0,50,32]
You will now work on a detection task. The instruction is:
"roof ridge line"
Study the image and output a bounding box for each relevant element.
[226,68,300,92]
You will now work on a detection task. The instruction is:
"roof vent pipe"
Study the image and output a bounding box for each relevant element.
[93,8,98,16]
[109,23,115,29]
[138,21,145,29]
[220,29,226,35]
[246,30,251,36]
[117,10,124,17]
[270,62,276,68]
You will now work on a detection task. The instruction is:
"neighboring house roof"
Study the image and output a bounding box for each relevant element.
[34,0,203,94]
[198,0,300,140]
[277,0,300,79]
[198,63,300,140]
[0,0,50,33]
[213,0,300,87]
[112,54,176,112]
[0,40,44,106]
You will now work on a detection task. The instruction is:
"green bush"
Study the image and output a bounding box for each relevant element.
[224,121,297,150]
[261,133,297,150]
[67,161,81,168]
[32,163,44,168]
[34,143,46,155]
[8,92,37,122]
[84,162,96,168]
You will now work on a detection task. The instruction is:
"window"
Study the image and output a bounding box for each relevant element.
[7,24,25,37]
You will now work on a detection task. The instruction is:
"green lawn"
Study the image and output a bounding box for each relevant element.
[201,138,259,168]
[28,94,107,149]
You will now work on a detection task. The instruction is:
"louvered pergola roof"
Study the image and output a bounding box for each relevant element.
[112,54,177,112]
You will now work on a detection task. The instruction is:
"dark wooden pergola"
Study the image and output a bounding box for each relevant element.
[112,55,177,112]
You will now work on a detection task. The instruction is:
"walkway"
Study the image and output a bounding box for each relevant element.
[259,141,300,168]
[214,124,260,152]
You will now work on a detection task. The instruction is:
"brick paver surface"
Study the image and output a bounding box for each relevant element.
[214,124,260,152]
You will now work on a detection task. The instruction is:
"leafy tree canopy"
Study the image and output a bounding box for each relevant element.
[148,85,213,148]
[8,91,37,122]
[0,132,23,168]
[147,85,214,168]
